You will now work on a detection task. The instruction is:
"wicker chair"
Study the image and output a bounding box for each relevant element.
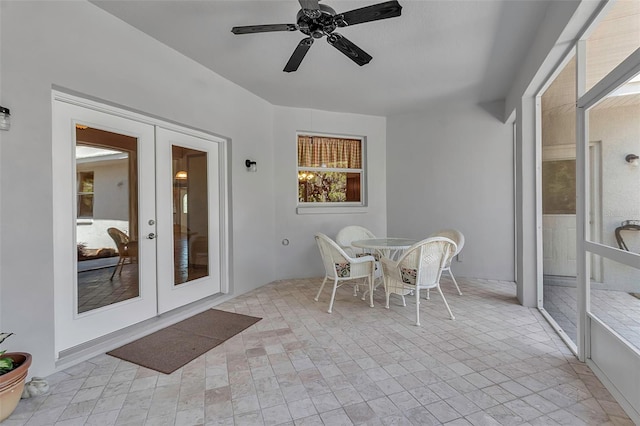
[381,236,457,325]
[335,225,384,299]
[429,228,464,296]
[314,233,376,313]
[107,227,137,280]
[336,225,377,257]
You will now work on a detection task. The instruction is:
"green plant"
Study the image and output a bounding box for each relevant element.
[0,332,15,375]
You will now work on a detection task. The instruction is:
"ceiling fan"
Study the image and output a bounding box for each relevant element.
[231,0,402,72]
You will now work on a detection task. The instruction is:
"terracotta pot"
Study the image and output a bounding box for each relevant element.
[0,352,32,422]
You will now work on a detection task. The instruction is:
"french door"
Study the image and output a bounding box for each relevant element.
[53,95,225,355]
[156,128,220,313]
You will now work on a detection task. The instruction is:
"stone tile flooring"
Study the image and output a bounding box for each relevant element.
[5,277,635,425]
[543,283,640,351]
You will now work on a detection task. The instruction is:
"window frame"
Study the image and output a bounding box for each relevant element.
[295,132,367,212]
[76,171,95,219]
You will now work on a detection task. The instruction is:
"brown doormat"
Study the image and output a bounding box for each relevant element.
[107,309,261,374]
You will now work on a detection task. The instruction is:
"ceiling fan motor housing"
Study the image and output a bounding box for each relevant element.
[296,4,339,38]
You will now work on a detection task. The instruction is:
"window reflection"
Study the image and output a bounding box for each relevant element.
[172,145,209,285]
[75,126,139,314]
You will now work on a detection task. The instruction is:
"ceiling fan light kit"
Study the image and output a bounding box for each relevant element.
[231,0,402,72]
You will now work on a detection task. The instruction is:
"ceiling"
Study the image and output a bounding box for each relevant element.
[91,0,552,117]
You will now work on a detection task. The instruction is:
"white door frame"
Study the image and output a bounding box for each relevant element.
[52,91,229,357]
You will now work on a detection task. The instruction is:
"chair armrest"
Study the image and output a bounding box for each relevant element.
[380,256,411,294]
[350,254,375,264]
[380,257,398,277]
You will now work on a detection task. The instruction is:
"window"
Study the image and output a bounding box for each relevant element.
[297,134,364,205]
[77,171,94,218]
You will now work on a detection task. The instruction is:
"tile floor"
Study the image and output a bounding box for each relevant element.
[5,276,635,425]
[543,283,640,350]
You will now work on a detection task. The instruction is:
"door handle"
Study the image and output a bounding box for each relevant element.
[147,233,156,240]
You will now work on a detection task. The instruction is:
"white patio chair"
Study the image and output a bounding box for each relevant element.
[335,225,377,257]
[335,225,383,297]
[314,233,376,313]
[429,228,464,296]
[381,236,457,325]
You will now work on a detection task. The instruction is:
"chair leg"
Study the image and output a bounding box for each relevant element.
[415,287,421,326]
[448,269,462,295]
[110,256,124,280]
[426,289,430,300]
[401,295,406,307]
[353,282,359,297]
[437,286,455,320]
[384,276,390,309]
[315,277,328,302]
[327,278,339,314]
[369,273,374,308]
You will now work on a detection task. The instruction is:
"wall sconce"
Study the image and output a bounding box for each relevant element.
[175,170,188,180]
[245,159,257,172]
[625,154,639,166]
[0,107,10,131]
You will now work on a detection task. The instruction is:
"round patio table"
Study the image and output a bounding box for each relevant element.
[351,238,417,302]
[352,238,416,260]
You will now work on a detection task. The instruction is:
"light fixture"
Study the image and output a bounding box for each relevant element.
[625,154,639,166]
[298,172,314,181]
[245,159,257,172]
[175,170,188,180]
[0,106,10,131]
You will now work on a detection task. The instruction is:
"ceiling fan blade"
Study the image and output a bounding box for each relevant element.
[327,33,372,66]
[231,24,298,34]
[298,0,322,18]
[338,0,402,27]
[284,37,314,72]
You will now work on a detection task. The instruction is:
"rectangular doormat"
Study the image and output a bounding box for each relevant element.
[107,309,261,374]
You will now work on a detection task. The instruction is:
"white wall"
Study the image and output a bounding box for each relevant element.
[273,107,387,279]
[0,1,276,377]
[387,101,515,281]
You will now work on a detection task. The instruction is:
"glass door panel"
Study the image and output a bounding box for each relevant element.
[76,127,140,313]
[157,128,220,313]
[586,70,640,343]
[173,146,209,285]
[540,56,578,346]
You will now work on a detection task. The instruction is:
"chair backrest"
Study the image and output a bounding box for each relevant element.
[335,226,376,256]
[431,229,463,269]
[107,227,129,252]
[430,228,464,261]
[315,233,353,278]
[396,237,456,289]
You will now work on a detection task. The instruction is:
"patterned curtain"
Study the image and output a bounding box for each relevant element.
[298,135,362,169]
